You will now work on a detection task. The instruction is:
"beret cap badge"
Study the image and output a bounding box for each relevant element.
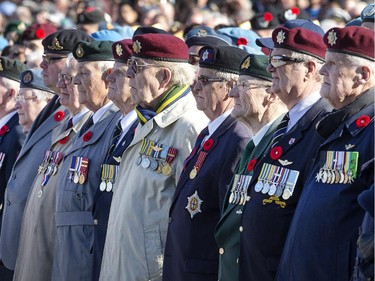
[276,30,286,44]
[22,71,33,84]
[197,29,208,37]
[133,40,142,54]
[241,56,251,69]
[76,43,84,58]
[116,44,123,56]
[201,49,210,61]
[48,37,64,51]
[327,30,337,46]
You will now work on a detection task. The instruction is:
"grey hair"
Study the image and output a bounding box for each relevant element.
[153,61,198,86]
[1,77,20,91]
[290,52,324,82]
[65,53,78,70]
[33,89,54,101]
[341,53,375,75]
[246,77,273,88]
[93,60,115,73]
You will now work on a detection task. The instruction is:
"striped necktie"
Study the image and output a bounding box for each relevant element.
[183,127,209,170]
[79,115,94,137]
[271,113,289,147]
[106,120,123,159]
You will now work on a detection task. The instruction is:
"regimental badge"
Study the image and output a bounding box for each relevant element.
[197,29,208,37]
[116,44,123,56]
[276,30,286,44]
[202,49,209,61]
[0,60,3,71]
[76,43,84,58]
[363,5,375,17]
[185,190,203,219]
[22,71,33,84]
[345,144,355,150]
[327,30,337,46]
[241,57,251,69]
[18,22,26,31]
[133,40,142,53]
[48,37,64,51]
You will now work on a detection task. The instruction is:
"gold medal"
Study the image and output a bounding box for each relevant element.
[79,174,85,184]
[334,170,340,184]
[162,163,172,176]
[157,164,163,174]
[189,167,197,179]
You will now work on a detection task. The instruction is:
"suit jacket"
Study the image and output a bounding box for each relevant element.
[91,119,138,281]
[0,106,69,270]
[276,102,374,281]
[51,104,120,281]
[162,115,250,281]
[99,93,208,281]
[215,115,284,281]
[13,111,92,281]
[0,114,25,232]
[238,98,331,281]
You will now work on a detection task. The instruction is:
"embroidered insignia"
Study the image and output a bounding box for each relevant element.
[278,159,293,166]
[327,30,337,46]
[197,29,208,36]
[113,156,121,163]
[17,22,26,31]
[315,169,323,182]
[48,37,64,50]
[22,71,33,84]
[133,40,142,53]
[202,49,209,61]
[76,43,84,58]
[115,44,123,56]
[288,138,295,145]
[241,57,251,69]
[185,191,203,219]
[345,144,355,150]
[363,5,375,17]
[276,30,286,44]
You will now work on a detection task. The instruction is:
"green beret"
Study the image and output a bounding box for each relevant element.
[72,40,114,62]
[0,57,27,82]
[239,54,272,82]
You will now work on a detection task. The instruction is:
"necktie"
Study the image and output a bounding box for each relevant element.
[271,113,290,147]
[66,118,73,131]
[106,120,123,158]
[183,127,209,170]
[79,115,94,137]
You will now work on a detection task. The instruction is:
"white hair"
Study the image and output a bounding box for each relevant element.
[342,53,375,76]
[154,61,198,86]
[290,51,324,82]
[33,89,54,101]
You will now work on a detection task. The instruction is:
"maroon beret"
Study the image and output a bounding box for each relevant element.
[112,39,132,63]
[131,33,189,62]
[21,23,57,41]
[324,26,374,61]
[272,26,326,61]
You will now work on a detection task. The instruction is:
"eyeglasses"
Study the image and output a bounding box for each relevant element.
[42,54,67,64]
[15,95,37,103]
[127,58,161,73]
[197,75,225,85]
[58,73,74,84]
[237,81,265,91]
[188,54,200,65]
[268,55,305,68]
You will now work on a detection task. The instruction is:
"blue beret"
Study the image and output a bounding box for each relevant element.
[91,30,124,41]
[20,69,54,93]
[185,26,231,48]
[217,27,261,52]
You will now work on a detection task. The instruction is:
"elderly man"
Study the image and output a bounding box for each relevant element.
[238,23,332,281]
[0,58,26,280]
[13,55,91,281]
[215,54,287,281]
[52,40,120,281]
[100,33,208,281]
[0,67,65,280]
[276,26,374,281]
[91,39,138,281]
[162,45,250,281]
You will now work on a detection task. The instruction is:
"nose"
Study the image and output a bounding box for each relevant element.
[40,59,47,69]
[56,76,65,89]
[15,100,21,109]
[106,71,114,83]
[193,80,202,94]
[126,67,134,79]
[319,63,327,76]
[229,86,239,98]
[266,63,275,73]
[73,74,80,85]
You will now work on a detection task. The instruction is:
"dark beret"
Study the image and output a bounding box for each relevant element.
[133,26,170,36]
[185,26,231,48]
[112,39,132,63]
[0,57,27,82]
[239,54,272,81]
[76,7,105,25]
[73,40,114,62]
[250,12,280,31]
[199,45,249,74]
[20,69,54,93]
[324,26,374,61]
[42,29,95,55]
[21,23,57,41]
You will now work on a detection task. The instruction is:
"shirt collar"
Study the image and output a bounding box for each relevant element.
[92,101,113,124]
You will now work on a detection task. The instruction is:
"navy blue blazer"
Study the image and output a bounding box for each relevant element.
[91,119,138,281]
[163,115,250,281]
[276,102,374,281]
[238,98,331,281]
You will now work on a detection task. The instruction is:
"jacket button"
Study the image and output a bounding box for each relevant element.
[6,200,10,206]
[169,217,172,223]
[239,226,243,232]
[219,248,224,255]
[93,219,99,225]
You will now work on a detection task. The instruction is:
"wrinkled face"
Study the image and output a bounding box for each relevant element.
[73,61,108,111]
[319,51,359,109]
[126,58,164,109]
[230,75,270,121]
[40,53,67,90]
[15,88,49,132]
[106,61,133,112]
[56,62,81,113]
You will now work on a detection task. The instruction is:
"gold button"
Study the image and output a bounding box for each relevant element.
[239,226,243,232]
[219,248,224,255]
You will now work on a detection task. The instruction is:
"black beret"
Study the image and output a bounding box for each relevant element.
[42,29,95,55]
[76,7,105,25]
[0,57,27,82]
[239,54,272,82]
[73,40,114,62]
[199,45,249,74]
[133,26,170,36]
[20,69,54,93]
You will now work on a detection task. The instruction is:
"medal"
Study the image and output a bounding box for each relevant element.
[106,181,113,192]
[135,156,142,166]
[73,173,79,183]
[157,164,163,174]
[79,174,85,184]
[254,181,263,192]
[99,181,106,191]
[282,188,291,200]
[150,159,158,171]
[268,184,277,196]
[262,182,270,194]
[162,163,172,176]
[141,157,151,169]
[189,167,197,179]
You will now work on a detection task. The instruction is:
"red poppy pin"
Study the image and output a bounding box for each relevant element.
[54,111,65,122]
[203,139,214,151]
[58,136,69,144]
[83,131,92,142]
[291,7,300,14]
[0,125,9,136]
[355,115,370,128]
[237,37,248,46]
[247,159,257,172]
[270,146,283,160]
[35,29,45,39]
[263,12,273,22]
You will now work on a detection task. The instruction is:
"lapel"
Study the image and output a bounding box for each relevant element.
[0,113,19,145]
[172,115,237,204]
[17,107,69,163]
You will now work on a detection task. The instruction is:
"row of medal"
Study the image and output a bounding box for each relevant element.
[0,152,5,169]
[254,163,299,201]
[315,150,359,184]
[68,156,89,185]
[38,150,63,187]
[135,138,178,176]
[99,164,119,192]
[228,174,252,205]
